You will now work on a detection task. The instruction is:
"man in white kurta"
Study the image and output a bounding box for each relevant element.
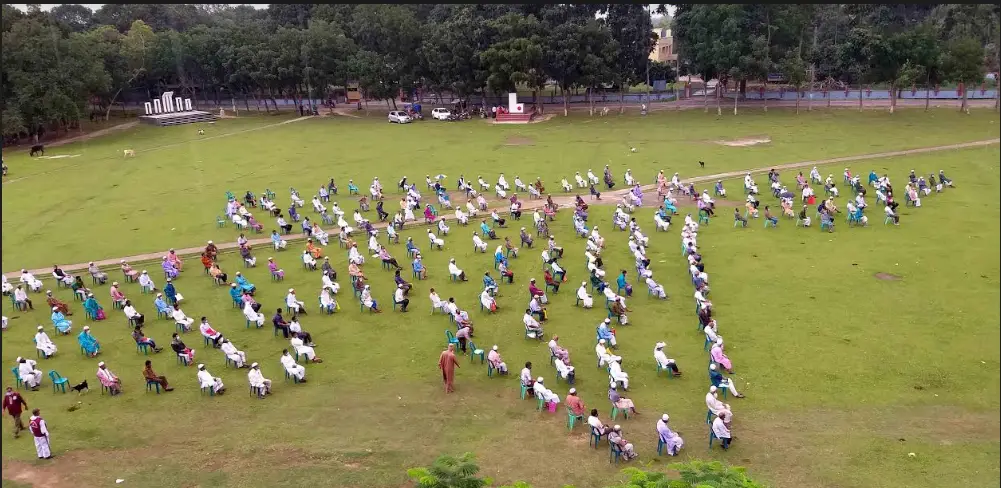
[243,302,265,328]
[472,233,487,252]
[645,277,667,299]
[34,326,57,357]
[197,364,225,394]
[248,363,272,396]
[532,377,560,404]
[705,386,732,419]
[595,339,621,366]
[607,359,629,389]
[290,334,321,362]
[523,311,543,338]
[280,350,307,381]
[220,339,248,368]
[28,409,51,459]
[285,289,306,314]
[577,282,594,308]
[17,358,43,389]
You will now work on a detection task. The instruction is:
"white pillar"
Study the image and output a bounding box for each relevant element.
[153,99,162,114]
[161,91,174,113]
[175,98,183,112]
[184,98,192,111]
[508,93,518,113]
[144,102,152,115]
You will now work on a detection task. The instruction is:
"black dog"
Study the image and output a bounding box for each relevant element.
[30,144,44,157]
[698,160,705,169]
[70,379,89,393]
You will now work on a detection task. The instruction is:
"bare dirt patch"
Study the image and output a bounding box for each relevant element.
[526,113,555,124]
[3,459,71,488]
[874,272,902,281]
[503,136,535,146]
[714,135,772,147]
[330,108,363,119]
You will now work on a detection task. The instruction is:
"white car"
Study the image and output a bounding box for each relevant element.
[388,111,412,124]
[431,108,452,120]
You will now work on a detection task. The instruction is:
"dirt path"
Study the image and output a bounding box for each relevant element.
[4,137,997,278]
[42,121,140,148]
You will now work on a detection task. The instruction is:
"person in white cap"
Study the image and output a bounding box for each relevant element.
[248,363,271,396]
[554,355,575,385]
[394,284,410,312]
[49,306,72,334]
[653,342,681,377]
[138,270,156,292]
[285,288,307,315]
[597,319,616,347]
[712,411,732,449]
[486,345,508,374]
[360,284,381,313]
[96,361,122,395]
[78,326,100,357]
[548,336,570,364]
[576,281,594,308]
[290,332,322,363]
[196,364,225,395]
[243,300,266,328]
[608,425,638,460]
[595,338,621,367]
[705,386,732,420]
[710,337,734,373]
[16,358,43,390]
[645,276,668,300]
[523,308,543,339]
[34,326,58,358]
[19,269,43,292]
[709,363,745,398]
[532,377,560,405]
[280,349,307,382]
[220,339,248,368]
[657,414,684,455]
[607,359,630,389]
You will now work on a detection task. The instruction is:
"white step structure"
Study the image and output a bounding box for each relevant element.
[138,91,217,127]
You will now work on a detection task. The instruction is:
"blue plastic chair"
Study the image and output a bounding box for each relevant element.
[590,428,605,448]
[48,370,68,393]
[468,342,485,363]
[445,330,459,348]
[609,442,623,464]
[146,380,161,394]
[136,343,150,355]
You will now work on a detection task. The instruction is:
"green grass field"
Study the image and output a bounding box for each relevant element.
[1,110,999,488]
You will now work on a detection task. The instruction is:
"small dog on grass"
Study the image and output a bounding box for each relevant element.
[30,144,44,157]
[123,149,135,157]
[698,160,705,169]
[70,379,89,394]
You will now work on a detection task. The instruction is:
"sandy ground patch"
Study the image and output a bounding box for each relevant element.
[874,272,903,281]
[715,135,772,147]
[503,136,535,146]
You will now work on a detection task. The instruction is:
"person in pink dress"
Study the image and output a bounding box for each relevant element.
[710,337,734,373]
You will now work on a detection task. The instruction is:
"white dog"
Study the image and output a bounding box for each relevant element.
[123,149,135,157]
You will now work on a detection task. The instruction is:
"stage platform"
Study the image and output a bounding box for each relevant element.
[493,113,534,124]
[139,110,217,127]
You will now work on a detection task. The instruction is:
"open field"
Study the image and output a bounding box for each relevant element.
[2,109,1000,270]
[1,111,999,488]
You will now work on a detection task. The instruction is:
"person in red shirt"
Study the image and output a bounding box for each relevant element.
[2,387,28,438]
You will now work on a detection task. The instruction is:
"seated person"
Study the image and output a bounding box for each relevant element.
[131,325,163,353]
[487,345,508,374]
[576,282,594,308]
[607,425,639,461]
[653,342,682,376]
[523,309,544,338]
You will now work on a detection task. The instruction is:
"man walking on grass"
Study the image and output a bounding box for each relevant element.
[437,344,460,393]
[2,387,27,438]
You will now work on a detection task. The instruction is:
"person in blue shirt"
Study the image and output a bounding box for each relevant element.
[164,279,181,305]
[234,272,255,294]
[154,293,171,315]
[479,220,497,239]
[483,273,499,296]
[709,363,745,398]
[615,271,632,297]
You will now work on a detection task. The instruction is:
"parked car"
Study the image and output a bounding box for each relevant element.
[388,111,412,124]
[431,108,452,120]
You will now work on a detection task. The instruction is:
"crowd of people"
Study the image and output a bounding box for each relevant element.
[2,164,955,462]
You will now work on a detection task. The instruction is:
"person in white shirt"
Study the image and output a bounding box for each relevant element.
[607,359,629,389]
[13,286,33,310]
[34,326,58,357]
[448,259,468,281]
[321,273,340,294]
[498,173,510,191]
[588,408,612,436]
[247,362,272,397]
[520,362,535,393]
[884,205,899,224]
[302,250,317,270]
[454,208,469,225]
[243,301,265,328]
[220,339,248,368]
[560,177,572,192]
[595,339,621,366]
[554,357,575,384]
[437,217,450,236]
[653,342,681,376]
[645,277,667,299]
[711,411,732,449]
[703,320,719,343]
[472,233,488,253]
[319,288,337,313]
[479,289,496,312]
[285,289,307,315]
[532,377,560,405]
[428,288,446,314]
[17,358,43,390]
[575,171,587,188]
[587,169,599,185]
[138,271,156,291]
[576,282,594,308]
[487,345,508,374]
[19,270,43,292]
[523,310,544,339]
[290,333,322,362]
[172,305,194,332]
[348,244,365,265]
[123,300,144,326]
[280,349,307,382]
[705,386,732,420]
[197,364,226,394]
[428,230,445,250]
[199,317,224,347]
[394,284,410,312]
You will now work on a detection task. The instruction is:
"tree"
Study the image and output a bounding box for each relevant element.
[781,51,808,113]
[608,461,765,488]
[480,13,546,111]
[49,4,95,33]
[602,4,657,113]
[941,36,986,113]
[405,453,492,488]
[544,12,614,116]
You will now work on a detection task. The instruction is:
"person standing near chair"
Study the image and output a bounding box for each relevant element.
[143,360,174,392]
[2,387,27,438]
[437,344,460,394]
[28,409,52,459]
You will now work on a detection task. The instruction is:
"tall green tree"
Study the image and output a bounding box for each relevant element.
[941,36,986,113]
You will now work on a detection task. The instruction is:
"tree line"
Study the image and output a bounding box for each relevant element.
[0,3,664,139]
[2,4,998,140]
[673,4,1000,113]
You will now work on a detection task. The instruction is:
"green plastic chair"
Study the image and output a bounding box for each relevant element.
[566,405,583,431]
[48,370,68,393]
[11,367,22,389]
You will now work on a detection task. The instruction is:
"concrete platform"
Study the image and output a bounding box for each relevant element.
[138,110,217,127]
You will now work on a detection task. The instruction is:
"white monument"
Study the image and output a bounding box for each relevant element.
[507,93,524,114]
[144,91,195,116]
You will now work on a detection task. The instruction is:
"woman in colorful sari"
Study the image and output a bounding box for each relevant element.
[234,272,256,294]
[78,326,101,357]
[83,293,104,320]
[166,249,183,272]
[161,257,179,279]
[50,307,72,334]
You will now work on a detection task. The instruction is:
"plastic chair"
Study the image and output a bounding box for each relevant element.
[610,405,629,421]
[764,218,777,228]
[609,442,623,464]
[176,354,190,366]
[566,406,583,431]
[468,342,485,363]
[445,330,459,348]
[146,380,161,394]
[284,370,301,384]
[590,428,604,449]
[698,209,710,225]
[48,370,68,393]
[519,383,528,400]
[200,385,216,396]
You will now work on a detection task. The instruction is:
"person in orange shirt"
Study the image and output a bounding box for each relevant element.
[306,239,323,259]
